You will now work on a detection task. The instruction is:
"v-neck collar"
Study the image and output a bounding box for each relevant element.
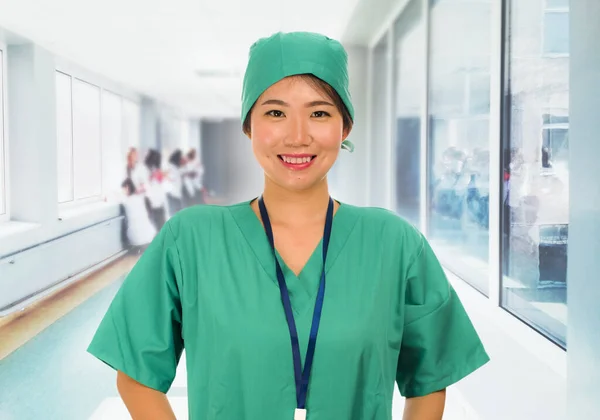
[229,199,358,315]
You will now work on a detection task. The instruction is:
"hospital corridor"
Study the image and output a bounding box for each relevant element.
[0,0,598,419]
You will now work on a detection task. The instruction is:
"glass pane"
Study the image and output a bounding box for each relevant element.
[56,72,74,203]
[0,50,5,215]
[544,12,569,54]
[427,0,492,295]
[369,34,390,208]
[502,0,569,347]
[101,90,124,195]
[72,79,102,200]
[394,0,423,226]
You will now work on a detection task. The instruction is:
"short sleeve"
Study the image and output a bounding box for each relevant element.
[396,234,490,398]
[87,221,184,393]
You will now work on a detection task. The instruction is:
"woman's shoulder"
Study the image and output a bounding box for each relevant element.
[343,203,420,232]
[341,203,424,252]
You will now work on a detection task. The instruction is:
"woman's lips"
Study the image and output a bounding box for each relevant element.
[278,154,317,170]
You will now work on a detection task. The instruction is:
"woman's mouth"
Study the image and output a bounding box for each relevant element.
[278,154,317,170]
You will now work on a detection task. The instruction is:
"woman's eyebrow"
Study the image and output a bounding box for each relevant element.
[261,99,288,106]
[305,100,335,107]
[260,99,335,107]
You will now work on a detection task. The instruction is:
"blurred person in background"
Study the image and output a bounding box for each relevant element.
[144,149,169,231]
[165,149,185,215]
[126,147,148,194]
[119,178,156,251]
[184,148,205,205]
[88,31,488,420]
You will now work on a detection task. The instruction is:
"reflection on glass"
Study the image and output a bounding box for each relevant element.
[427,0,492,295]
[394,0,423,226]
[369,35,390,208]
[502,0,569,347]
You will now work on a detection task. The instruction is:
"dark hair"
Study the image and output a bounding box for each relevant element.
[121,178,136,195]
[169,149,183,167]
[145,149,162,171]
[242,74,353,135]
[187,149,197,160]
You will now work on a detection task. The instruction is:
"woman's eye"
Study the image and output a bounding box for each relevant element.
[267,110,284,118]
[312,111,331,118]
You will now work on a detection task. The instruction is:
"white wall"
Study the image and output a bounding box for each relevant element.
[7,44,58,224]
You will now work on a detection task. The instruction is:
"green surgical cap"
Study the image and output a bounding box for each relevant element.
[241,31,355,152]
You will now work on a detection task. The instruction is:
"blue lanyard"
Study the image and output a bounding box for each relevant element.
[258,196,334,410]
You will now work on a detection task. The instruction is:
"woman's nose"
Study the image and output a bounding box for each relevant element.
[284,116,311,147]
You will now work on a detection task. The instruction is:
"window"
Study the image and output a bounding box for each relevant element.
[427,0,493,295]
[502,0,569,347]
[542,113,569,168]
[543,0,569,55]
[369,34,390,208]
[56,72,102,204]
[393,0,424,226]
[0,49,6,218]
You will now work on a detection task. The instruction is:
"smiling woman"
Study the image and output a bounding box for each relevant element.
[87,31,489,420]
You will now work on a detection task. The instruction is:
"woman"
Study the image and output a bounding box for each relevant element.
[88,31,489,420]
[126,147,148,194]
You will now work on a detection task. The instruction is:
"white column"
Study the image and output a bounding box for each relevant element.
[7,44,58,223]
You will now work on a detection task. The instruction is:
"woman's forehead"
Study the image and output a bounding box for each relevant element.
[259,76,331,103]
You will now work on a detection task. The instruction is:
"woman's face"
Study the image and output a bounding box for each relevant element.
[128,149,138,166]
[247,76,349,192]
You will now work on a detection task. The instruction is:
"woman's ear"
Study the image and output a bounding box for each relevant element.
[342,125,352,141]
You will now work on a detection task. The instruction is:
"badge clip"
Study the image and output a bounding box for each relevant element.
[294,408,307,420]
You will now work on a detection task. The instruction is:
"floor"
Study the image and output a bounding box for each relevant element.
[0,254,475,420]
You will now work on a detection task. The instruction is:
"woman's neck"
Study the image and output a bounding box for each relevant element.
[260,177,333,227]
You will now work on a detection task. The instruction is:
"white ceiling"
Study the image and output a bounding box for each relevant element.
[0,0,360,118]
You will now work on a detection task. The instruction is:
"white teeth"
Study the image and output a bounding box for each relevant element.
[281,156,312,164]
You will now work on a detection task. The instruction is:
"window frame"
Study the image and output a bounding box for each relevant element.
[0,45,9,223]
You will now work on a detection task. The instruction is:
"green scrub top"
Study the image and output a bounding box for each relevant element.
[88,201,489,419]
